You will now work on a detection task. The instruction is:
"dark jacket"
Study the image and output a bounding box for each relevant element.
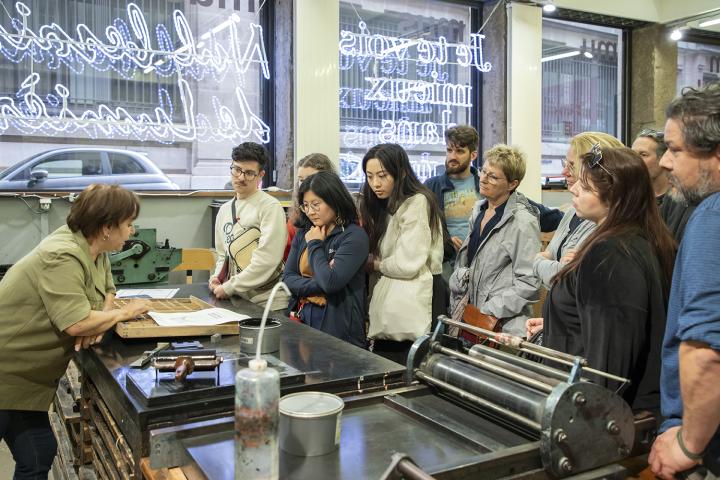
[283,223,369,348]
[658,192,695,243]
[543,234,668,413]
[425,166,563,233]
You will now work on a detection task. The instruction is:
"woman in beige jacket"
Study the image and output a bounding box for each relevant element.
[360,143,444,364]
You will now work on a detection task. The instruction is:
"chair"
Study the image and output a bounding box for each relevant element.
[174,248,216,284]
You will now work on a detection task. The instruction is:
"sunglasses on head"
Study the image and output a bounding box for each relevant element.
[638,128,665,143]
[588,143,613,177]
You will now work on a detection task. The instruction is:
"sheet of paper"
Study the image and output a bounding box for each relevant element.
[148,308,249,327]
[116,288,179,299]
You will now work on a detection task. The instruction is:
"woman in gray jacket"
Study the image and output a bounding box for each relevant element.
[533,132,623,288]
[449,144,541,338]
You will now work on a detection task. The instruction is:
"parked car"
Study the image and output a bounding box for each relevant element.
[0,148,180,191]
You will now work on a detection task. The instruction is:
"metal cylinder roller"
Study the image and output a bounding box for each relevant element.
[422,354,546,426]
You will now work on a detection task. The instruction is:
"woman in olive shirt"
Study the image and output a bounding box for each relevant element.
[0,184,149,479]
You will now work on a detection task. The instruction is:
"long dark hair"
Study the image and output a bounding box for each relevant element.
[554,147,676,288]
[359,143,442,253]
[294,171,358,229]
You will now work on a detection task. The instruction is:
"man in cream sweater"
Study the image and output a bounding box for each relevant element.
[209,142,289,310]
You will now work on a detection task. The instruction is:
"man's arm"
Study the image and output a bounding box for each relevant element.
[679,340,720,453]
[650,342,720,479]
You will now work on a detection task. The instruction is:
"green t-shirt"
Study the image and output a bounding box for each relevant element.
[0,225,115,411]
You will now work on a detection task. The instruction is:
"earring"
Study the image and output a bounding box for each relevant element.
[335,216,343,226]
[103,234,109,241]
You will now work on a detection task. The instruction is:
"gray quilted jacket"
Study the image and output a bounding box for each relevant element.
[449,191,541,336]
[532,208,596,289]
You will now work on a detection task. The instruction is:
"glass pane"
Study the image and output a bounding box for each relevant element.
[677,41,720,93]
[36,152,102,178]
[339,0,481,189]
[0,1,270,191]
[541,18,624,179]
[109,153,145,175]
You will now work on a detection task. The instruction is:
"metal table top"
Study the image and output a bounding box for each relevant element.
[77,284,405,456]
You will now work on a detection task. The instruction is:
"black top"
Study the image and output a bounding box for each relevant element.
[467,200,507,265]
[543,233,668,413]
[657,192,695,242]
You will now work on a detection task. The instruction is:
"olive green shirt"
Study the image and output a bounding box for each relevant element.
[0,225,115,411]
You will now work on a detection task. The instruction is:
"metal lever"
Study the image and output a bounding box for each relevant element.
[379,452,436,480]
[130,342,170,368]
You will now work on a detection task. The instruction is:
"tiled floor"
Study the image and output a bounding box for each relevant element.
[0,440,14,480]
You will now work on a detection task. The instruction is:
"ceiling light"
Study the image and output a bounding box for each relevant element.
[670,28,683,41]
[541,50,580,63]
[583,51,593,59]
[543,3,557,13]
[699,17,720,28]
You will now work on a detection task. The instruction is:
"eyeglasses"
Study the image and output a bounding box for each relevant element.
[638,128,665,143]
[300,201,323,213]
[588,143,613,177]
[479,168,505,184]
[230,166,259,179]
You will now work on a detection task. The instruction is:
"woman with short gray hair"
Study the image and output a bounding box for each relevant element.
[449,144,541,340]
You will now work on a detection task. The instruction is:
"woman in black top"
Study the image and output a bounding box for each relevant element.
[528,146,676,414]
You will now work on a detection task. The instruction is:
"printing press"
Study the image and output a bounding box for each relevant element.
[145,315,655,479]
[66,284,407,479]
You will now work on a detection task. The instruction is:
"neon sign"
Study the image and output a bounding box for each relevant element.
[339,21,492,152]
[0,74,270,144]
[0,2,270,144]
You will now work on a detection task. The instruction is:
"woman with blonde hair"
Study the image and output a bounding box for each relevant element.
[450,144,541,339]
[531,132,624,291]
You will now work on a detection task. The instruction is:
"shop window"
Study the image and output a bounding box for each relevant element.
[541,19,624,179]
[0,0,271,191]
[338,1,484,188]
[677,41,720,91]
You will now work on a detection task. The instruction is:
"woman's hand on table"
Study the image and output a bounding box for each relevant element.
[75,333,105,351]
[120,299,151,320]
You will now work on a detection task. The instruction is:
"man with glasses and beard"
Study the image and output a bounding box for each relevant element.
[209,142,288,310]
[632,128,694,241]
[649,81,720,480]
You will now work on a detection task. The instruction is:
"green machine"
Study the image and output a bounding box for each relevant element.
[109,227,182,285]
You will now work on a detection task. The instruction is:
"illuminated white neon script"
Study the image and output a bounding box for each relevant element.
[338,21,492,150]
[0,2,271,143]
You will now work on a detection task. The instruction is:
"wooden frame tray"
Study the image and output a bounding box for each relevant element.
[114,296,240,338]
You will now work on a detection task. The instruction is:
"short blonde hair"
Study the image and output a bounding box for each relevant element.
[568,132,623,176]
[484,144,526,185]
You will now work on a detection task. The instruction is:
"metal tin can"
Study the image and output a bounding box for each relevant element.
[279,392,344,456]
[238,318,281,354]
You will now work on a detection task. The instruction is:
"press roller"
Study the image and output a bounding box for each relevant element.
[407,316,637,478]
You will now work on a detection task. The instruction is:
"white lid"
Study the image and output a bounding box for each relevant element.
[279,392,344,418]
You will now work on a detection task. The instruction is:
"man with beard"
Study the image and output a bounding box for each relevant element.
[209,142,288,310]
[649,81,720,480]
[425,125,562,254]
[632,128,694,241]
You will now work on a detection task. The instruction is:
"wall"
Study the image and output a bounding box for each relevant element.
[0,195,217,266]
[630,24,679,136]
